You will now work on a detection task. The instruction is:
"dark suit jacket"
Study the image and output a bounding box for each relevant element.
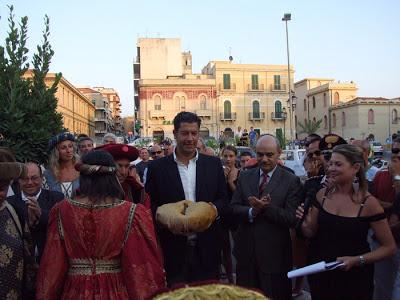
[145,153,228,279]
[7,189,64,261]
[231,166,302,274]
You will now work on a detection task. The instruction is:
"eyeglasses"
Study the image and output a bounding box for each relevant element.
[20,176,42,182]
[392,148,400,154]
[307,150,321,159]
[151,151,162,155]
[321,150,332,161]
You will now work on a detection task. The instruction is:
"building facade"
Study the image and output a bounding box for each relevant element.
[45,74,95,136]
[294,78,358,138]
[202,61,294,138]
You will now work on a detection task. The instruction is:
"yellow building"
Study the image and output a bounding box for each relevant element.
[40,73,95,136]
[294,78,358,138]
[202,61,294,138]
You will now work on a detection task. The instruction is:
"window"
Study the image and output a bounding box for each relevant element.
[332,113,337,128]
[180,97,186,110]
[251,74,259,90]
[200,95,207,110]
[274,75,281,90]
[224,100,231,119]
[252,100,260,119]
[275,100,282,118]
[324,115,328,129]
[223,74,231,89]
[304,99,307,111]
[313,117,316,123]
[323,93,327,107]
[312,97,316,109]
[393,109,398,124]
[368,109,374,124]
[342,112,346,127]
[175,96,180,110]
[334,92,340,105]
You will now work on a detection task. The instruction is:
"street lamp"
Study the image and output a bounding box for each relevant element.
[282,13,294,145]
[282,107,287,142]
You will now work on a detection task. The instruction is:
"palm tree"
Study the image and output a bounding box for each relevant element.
[297,119,323,135]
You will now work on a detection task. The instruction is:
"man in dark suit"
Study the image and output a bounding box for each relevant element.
[231,134,302,300]
[146,112,228,285]
[7,162,64,262]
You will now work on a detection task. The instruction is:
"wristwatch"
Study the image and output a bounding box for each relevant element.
[359,255,365,266]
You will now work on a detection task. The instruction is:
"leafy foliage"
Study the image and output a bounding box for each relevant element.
[0,6,63,164]
[297,119,323,135]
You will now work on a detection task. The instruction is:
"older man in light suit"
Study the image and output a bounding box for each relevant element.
[231,134,302,300]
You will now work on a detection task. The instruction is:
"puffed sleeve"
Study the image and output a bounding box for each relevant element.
[121,204,166,300]
[36,203,68,300]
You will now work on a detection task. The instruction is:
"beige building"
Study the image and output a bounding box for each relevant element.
[294,78,358,138]
[202,61,294,138]
[135,38,294,140]
[331,97,400,142]
[45,73,95,136]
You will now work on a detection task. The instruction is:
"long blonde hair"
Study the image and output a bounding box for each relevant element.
[48,143,79,180]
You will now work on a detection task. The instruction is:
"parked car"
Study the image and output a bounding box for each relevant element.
[129,137,154,148]
[371,141,384,156]
[371,158,389,171]
[280,149,307,178]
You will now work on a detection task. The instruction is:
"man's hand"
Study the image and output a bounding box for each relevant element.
[26,197,41,228]
[248,195,271,216]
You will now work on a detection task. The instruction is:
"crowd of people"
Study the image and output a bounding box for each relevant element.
[0,111,399,299]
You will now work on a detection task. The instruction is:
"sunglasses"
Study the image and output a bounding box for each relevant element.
[392,148,400,154]
[151,151,162,155]
[307,150,321,159]
[321,150,332,161]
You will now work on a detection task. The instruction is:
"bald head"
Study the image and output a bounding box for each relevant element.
[256,134,281,173]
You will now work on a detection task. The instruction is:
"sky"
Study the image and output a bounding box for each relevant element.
[1,0,399,116]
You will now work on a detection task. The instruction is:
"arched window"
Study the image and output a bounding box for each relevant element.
[154,95,161,110]
[393,109,398,124]
[342,112,346,127]
[180,97,186,110]
[334,92,340,105]
[224,100,232,119]
[368,109,374,124]
[304,99,307,111]
[275,100,282,118]
[332,113,337,128]
[324,115,328,129]
[175,96,180,110]
[252,100,260,119]
[312,97,316,109]
[200,95,207,110]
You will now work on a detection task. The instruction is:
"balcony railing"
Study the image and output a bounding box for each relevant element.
[94,117,107,122]
[149,110,166,119]
[271,112,287,120]
[270,84,287,92]
[196,109,212,117]
[220,112,237,121]
[247,84,265,92]
[248,112,265,121]
[218,83,236,91]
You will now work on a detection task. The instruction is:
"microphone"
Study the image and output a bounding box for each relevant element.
[296,187,317,229]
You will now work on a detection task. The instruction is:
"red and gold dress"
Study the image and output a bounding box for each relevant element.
[36,199,165,300]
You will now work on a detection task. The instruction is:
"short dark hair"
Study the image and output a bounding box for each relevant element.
[240,151,252,158]
[393,137,400,144]
[78,136,93,144]
[173,112,201,132]
[79,151,124,201]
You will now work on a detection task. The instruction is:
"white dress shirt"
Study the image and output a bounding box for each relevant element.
[173,150,199,202]
[21,189,42,202]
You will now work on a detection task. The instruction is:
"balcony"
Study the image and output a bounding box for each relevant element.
[248,112,265,121]
[95,129,107,134]
[149,110,166,119]
[247,84,265,92]
[95,117,107,122]
[196,109,213,118]
[271,112,287,121]
[218,83,236,92]
[270,84,287,92]
[220,112,237,121]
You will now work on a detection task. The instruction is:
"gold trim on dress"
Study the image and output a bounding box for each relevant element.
[122,204,137,246]
[67,198,125,209]
[68,258,121,276]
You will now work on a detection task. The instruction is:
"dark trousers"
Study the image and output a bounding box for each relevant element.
[236,262,291,300]
[167,241,219,286]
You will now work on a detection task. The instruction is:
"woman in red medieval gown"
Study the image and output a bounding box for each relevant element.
[36,150,165,300]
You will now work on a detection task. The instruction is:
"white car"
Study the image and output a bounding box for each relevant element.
[280,149,307,177]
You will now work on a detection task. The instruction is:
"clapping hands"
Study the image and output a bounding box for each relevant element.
[248,195,271,217]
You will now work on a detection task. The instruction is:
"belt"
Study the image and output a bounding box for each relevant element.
[68,258,121,276]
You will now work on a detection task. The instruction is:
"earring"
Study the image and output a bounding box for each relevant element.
[352,177,360,194]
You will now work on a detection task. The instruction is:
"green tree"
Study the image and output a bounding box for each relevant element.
[0,6,63,164]
[297,119,323,135]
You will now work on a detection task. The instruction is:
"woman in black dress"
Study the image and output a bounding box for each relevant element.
[296,144,396,300]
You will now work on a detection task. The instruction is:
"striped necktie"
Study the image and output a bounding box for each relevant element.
[259,173,269,197]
